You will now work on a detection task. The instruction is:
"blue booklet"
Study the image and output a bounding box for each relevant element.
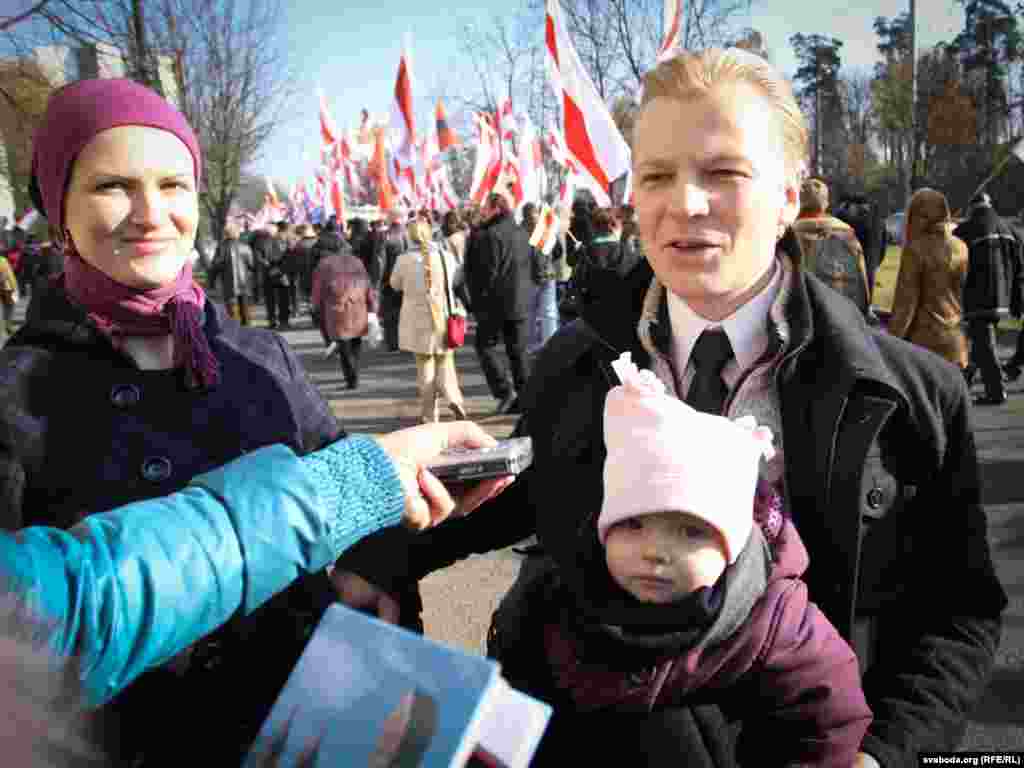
[245,603,551,768]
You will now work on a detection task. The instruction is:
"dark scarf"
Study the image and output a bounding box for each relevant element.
[62,250,218,389]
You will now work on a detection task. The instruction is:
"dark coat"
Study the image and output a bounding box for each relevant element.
[0,276,342,764]
[491,519,871,767]
[338,233,1006,767]
[209,237,254,300]
[464,212,533,320]
[576,235,643,309]
[953,206,1022,318]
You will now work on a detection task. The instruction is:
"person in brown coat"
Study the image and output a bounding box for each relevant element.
[311,238,378,389]
[887,188,969,372]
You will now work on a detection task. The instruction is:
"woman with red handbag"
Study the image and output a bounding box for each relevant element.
[391,214,468,423]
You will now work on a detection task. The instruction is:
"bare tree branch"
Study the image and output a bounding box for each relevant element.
[0,0,53,32]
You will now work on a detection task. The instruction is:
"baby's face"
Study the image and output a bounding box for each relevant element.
[604,511,728,604]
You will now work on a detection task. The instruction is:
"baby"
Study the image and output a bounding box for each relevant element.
[491,352,873,767]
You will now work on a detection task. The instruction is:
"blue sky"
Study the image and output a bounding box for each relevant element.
[254,0,966,185]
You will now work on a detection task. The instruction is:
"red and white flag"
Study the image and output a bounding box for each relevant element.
[496,97,516,142]
[504,158,524,208]
[369,126,397,211]
[558,169,577,208]
[330,169,346,223]
[545,0,631,207]
[317,87,339,146]
[469,112,503,206]
[656,0,685,63]
[390,43,417,171]
[518,114,546,205]
[529,203,560,255]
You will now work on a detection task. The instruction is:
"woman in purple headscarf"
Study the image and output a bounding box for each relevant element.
[0,78,343,766]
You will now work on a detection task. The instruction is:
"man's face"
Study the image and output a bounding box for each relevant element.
[604,511,728,603]
[633,83,799,320]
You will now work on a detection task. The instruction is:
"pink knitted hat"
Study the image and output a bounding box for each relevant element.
[598,352,776,564]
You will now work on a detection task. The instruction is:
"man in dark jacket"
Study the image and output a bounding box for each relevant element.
[250,225,290,329]
[333,231,1006,765]
[464,192,534,414]
[379,217,408,351]
[953,193,1022,404]
[332,51,1006,765]
[1003,213,1024,381]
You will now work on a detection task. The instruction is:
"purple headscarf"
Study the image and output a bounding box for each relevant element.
[30,78,217,389]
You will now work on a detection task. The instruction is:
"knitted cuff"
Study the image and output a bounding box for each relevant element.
[300,436,405,558]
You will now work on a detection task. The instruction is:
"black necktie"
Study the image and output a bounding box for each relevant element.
[685,328,734,414]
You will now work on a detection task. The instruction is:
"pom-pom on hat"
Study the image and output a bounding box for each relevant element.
[598,352,776,564]
[30,78,202,237]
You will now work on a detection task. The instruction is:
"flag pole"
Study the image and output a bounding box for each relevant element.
[969,150,1020,203]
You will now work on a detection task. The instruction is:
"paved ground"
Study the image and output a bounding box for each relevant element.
[11,294,1024,751]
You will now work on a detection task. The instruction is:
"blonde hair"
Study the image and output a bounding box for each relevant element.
[223,221,240,239]
[639,48,808,178]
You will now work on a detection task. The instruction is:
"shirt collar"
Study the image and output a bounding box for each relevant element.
[666,262,781,373]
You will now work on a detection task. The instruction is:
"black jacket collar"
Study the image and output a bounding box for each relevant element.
[577,230,908,406]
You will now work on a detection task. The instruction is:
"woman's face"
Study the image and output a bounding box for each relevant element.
[64,126,199,289]
[633,83,799,320]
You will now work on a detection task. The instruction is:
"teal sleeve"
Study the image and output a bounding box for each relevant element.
[0,436,404,707]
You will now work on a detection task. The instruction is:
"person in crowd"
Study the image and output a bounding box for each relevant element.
[354,216,385,292]
[278,222,301,317]
[1002,210,1024,382]
[568,198,594,260]
[292,223,319,311]
[835,194,884,298]
[0,250,16,344]
[887,189,969,375]
[441,210,472,314]
[790,178,871,317]
[953,192,1022,405]
[0,420,512,766]
[464,192,533,415]
[576,206,642,312]
[28,233,65,300]
[521,202,560,360]
[331,48,1006,767]
[490,352,872,765]
[208,220,254,326]
[391,214,468,423]
[0,76,348,767]
[310,232,376,390]
[380,214,408,352]
[249,225,280,323]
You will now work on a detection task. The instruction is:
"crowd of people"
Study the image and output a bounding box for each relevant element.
[0,43,1018,768]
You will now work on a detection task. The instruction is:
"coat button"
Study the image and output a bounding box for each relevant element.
[141,456,173,483]
[110,384,141,408]
[867,486,885,509]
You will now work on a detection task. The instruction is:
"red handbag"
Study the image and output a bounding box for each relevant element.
[439,249,466,348]
[446,315,466,348]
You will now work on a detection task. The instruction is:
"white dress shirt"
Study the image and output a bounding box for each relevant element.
[666,264,782,395]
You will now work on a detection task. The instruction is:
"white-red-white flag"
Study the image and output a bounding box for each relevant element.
[518,114,546,205]
[558,169,577,208]
[656,0,685,63]
[390,43,417,171]
[545,0,631,207]
[330,169,346,223]
[497,97,516,142]
[529,203,560,256]
[469,113,503,206]
[317,87,339,146]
